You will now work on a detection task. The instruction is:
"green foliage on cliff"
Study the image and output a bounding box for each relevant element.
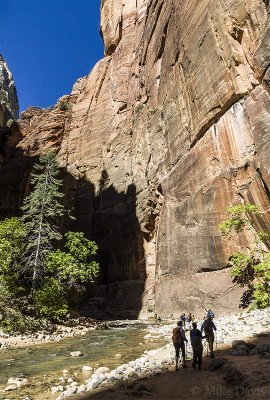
[0,151,99,323]
[58,100,70,111]
[219,203,270,309]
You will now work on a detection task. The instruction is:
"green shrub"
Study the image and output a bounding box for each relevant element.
[219,203,270,309]
[147,304,154,313]
[6,119,14,127]
[0,311,42,334]
[0,90,7,103]
[34,277,68,318]
[135,103,143,113]
[58,101,69,111]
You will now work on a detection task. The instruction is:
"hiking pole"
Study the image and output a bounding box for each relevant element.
[215,332,218,354]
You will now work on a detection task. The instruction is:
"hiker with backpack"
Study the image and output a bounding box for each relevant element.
[201,314,217,358]
[187,311,195,328]
[172,321,188,370]
[190,322,205,370]
[207,309,214,319]
[180,312,186,328]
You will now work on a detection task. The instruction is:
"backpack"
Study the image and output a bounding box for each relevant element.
[203,319,213,335]
[172,327,181,344]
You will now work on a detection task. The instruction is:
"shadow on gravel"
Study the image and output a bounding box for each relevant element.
[77,332,270,400]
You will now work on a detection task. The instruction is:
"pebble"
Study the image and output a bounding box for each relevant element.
[70,351,83,357]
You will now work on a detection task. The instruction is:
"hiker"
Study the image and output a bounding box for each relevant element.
[172,321,188,370]
[187,311,195,328]
[180,312,186,328]
[207,309,214,319]
[190,322,205,370]
[201,314,217,358]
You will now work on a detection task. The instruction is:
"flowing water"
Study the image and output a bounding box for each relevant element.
[0,323,167,399]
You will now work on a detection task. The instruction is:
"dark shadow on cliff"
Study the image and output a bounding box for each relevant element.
[0,128,146,320]
[68,171,146,320]
[0,122,34,217]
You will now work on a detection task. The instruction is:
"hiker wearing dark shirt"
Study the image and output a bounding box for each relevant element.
[190,322,205,370]
[201,314,217,358]
[180,313,186,328]
[172,321,188,370]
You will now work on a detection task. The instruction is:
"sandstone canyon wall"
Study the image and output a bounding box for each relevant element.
[1,0,270,319]
[0,54,19,126]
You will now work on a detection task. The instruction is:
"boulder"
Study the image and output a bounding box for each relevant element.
[95,367,110,375]
[249,347,260,355]
[231,350,248,356]
[232,340,246,347]
[259,343,270,353]
[206,358,227,371]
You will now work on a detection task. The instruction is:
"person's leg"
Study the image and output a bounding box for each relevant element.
[181,341,186,367]
[192,349,197,369]
[198,349,203,369]
[209,334,215,357]
[174,343,180,370]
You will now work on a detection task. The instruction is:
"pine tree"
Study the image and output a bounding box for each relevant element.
[21,151,67,294]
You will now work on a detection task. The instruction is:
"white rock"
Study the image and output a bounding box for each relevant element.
[70,351,83,357]
[77,384,86,393]
[70,382,78,387]
[51,386,64,393]
[95,367,110,375]
[5,384,17,391]
[115,354,122,359]
[82,366,93,371]
[67,378,74,383]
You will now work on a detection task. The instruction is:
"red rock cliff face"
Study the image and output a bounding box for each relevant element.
[2,0,270,318]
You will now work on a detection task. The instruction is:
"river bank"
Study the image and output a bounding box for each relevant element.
[0,319,149,350]
[0,308,269,399]
[53,308,270,399]
[79,332,270,400]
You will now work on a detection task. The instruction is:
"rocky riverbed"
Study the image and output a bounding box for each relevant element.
[53,308,270,399]
[0,319,136,350]
[0,308,270,399]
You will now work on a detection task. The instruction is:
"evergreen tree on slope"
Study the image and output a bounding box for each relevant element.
[21,151,66,294]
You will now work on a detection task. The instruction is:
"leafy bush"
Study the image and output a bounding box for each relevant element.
[135,103,143,113]
[146,304,154,313]
[6,119,14,127]
[0,90,7,103]
[0,217,25,296]
[34,277,68,318]
[0,311,42,334]
[45,231,99,289]
[58,101,69,111]
[219,203,270,309]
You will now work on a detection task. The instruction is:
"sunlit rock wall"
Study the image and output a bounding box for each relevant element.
[2,0,270,318]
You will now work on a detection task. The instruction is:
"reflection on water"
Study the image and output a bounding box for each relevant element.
[0,323,166,399]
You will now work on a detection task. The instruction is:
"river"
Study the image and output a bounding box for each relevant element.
[0,322,167,399]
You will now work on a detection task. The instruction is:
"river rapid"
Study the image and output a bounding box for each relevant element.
[0,322,167,400]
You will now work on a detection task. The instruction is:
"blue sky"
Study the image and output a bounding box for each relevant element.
[1,0,104,113]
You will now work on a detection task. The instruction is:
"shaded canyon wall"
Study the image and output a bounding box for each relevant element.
[1,0,270,318]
